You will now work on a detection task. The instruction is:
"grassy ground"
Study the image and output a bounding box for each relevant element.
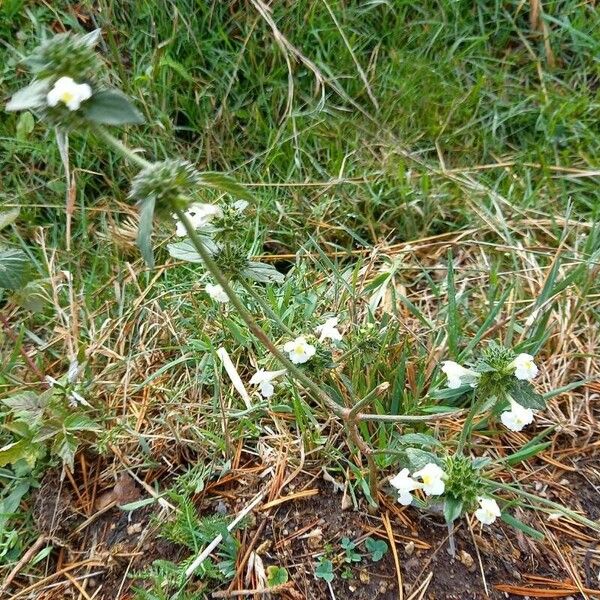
[1,1,599,598]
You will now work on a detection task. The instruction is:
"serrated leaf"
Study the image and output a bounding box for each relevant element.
[51,431,78,470]
[83,89,145,125]
[507,380,546,410]
[63,414,100,432]
[443,495,463,524]
[0,248,31,289]
[243,261,284,284]
[1,390,51,422]
[199,172,253,200]
[6,79,49,112]
[137,197,155,268]
[0,208,20,231]
[0,439,41,468]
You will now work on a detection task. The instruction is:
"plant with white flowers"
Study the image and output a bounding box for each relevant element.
[7,30,600,551]
[439,341,544,436]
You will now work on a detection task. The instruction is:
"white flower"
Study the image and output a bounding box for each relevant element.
[283,336,316,364]
[441,361,480,389]
[389,468,421,506]
[474,497,501,525]
[175,203,222,236]
[512,353,538,381]
[68,390,91,408]
[500,400,534,432]
[47,76,92,111]
[315,317,343,342]
[413,463,446,496]
[205,283,229,303]
[249,369,286,398]
[67,360,80,384]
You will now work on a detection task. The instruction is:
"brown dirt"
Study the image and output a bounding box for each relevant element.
[13,459,598,600]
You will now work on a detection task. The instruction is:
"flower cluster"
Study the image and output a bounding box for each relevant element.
[175,203,222,237]
[390,462,446,506]
[441,347,541,432]
[24,30,103,82]
[6,30,143,128]
[246,317,345,399]
[130,160,203,208]
[390,460,501,526]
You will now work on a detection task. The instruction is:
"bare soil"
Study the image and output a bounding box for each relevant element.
[14,455,598,600]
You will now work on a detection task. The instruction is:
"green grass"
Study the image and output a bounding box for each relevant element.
[1,1,600,597]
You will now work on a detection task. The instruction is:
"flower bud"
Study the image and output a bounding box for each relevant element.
[130,159,203,209]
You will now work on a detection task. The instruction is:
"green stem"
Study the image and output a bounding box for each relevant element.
[239,277,295,337]
[349,383,389,418]
[95,127,151,169]
[483,478,599,531]
[356,410,463,423]
[456,393,486,453]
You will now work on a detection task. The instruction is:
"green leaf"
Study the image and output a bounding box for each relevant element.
[500,512,544,541]
[6,80,49,112]
[63,414,100,432]
[446,250,459,356]
[83,89,145,125]
[364,537,388,562]
[137,197,155,268]
[0,248,31,289]
[12,278,51,313]
[16,111,35,140]
[471,456,492,470]
[396,433,442,448]
[0,207,20,230]
[243,262,285,284]
[507,380,546,410]
[504,442,551,466]
[167,235,219,263]
[199,172,253,200]
[0,439,41,468]
[51,431,78,470]
[81,28,102,47]
[266,565,289,587]
[405,447,441,471]
[119,497,157,512]
[443,495,463,524]
[1,390,51,422]
[314,559,334,583]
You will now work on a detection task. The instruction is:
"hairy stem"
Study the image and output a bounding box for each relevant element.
[95,127,151,169]
[457,393,486,453]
